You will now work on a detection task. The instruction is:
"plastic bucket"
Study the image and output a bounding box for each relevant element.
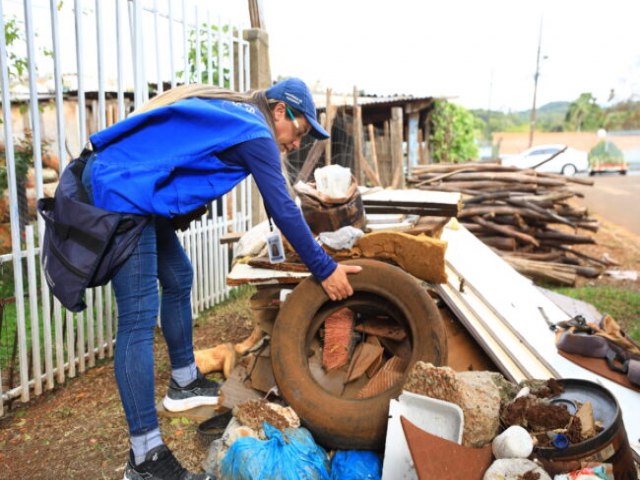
[533,379,638,480]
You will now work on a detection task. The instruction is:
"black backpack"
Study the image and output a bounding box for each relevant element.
[37,150,150,312]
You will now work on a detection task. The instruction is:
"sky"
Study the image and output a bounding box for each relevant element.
[258,0,640,112]
[3,0,639,113]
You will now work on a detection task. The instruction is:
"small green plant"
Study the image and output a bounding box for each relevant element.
[429,100,479,163]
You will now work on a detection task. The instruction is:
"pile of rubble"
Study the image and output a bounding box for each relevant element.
[196,362,631,479]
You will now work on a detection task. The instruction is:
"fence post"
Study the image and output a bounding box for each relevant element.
[390,107,405,189]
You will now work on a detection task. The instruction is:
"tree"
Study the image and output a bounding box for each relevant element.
[429,100,479,163]
[603,100,640,130]
[565,93,603,131]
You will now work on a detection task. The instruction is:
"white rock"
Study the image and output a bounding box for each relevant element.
[483,458,551,480]
[492,425,534,459]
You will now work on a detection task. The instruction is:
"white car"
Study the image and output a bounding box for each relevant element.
[500,144,589,176]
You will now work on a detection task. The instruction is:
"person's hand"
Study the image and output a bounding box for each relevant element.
[320,263,362,301]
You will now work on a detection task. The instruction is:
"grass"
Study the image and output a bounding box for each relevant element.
[552,285,640,342]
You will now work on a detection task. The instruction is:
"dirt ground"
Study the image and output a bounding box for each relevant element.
[0,214,638,479]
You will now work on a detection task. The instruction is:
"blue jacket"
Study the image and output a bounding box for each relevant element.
[90,98,272,216]
[88,97,337,280]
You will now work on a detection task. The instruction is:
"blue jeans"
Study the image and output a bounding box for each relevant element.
[112,217,194,436]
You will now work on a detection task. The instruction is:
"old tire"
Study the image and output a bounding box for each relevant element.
[271,258,448,450]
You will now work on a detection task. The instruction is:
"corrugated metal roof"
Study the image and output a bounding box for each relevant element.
[312,92,438,110]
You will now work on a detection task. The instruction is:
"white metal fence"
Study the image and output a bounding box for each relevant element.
[0,0,252,416]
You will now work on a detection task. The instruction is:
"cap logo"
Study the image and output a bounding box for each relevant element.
[284,92,303,106]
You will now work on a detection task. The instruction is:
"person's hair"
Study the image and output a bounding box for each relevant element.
[133,84,278,134]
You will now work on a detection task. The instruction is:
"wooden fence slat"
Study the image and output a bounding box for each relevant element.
[54,300,65,384]
[86,290,95,367]
[105,284,114,358]
[203,218,211,310]
[196,220,204,314]
[26,227,42,396]
[77,311,85,373]
[16,281,30,403]
[66,311,75,378]
[96,287,105,359]
[39,258,54,391]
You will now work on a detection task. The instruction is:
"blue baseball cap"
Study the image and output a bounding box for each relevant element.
[266,77,330,140]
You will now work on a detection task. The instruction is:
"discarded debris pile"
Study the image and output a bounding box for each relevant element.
[407,162,613,286]
[199,359,639,480]
[401,363,638,479]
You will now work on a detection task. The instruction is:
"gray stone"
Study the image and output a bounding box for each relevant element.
[403,363,504,447]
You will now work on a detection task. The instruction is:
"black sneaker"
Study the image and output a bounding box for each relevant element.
[162,369,221,412]
[123,444,211,480]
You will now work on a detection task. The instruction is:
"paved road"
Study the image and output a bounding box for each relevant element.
[573,172,640,235]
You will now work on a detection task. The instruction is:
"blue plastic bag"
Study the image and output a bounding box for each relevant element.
[220,422,330,480]
[330,450,382,480]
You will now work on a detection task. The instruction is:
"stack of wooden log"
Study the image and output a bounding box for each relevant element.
[406,162,613,286]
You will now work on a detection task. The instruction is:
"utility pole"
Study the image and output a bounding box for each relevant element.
[528,18,543,148]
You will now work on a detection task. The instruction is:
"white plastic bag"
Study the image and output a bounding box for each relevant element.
[313,165,352,198]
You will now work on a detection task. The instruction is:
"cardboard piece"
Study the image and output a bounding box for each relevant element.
[345,341,385,383]
[400,416,493,480]
[354,317,407,341]
[357,356,406,399]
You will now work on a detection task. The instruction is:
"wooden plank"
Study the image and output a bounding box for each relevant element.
[439,222,640,456]
[407,112,419,178]
[86,289,95,368]
[77,311,85,373]
[96,287,105,360]
[390,107,404,189]
[53,300,65,384]
[367,124,380,182]
[362,188,462,208]
[26,227,42,396]
[226,263,309,286]
[362,188,462,218]
[325,88,334,165]
[438,278,542,382]
[364,205,459,218]
[295,139,327,184]
[353,104,381,187]
[105,284,114,358]
[248,0,266,29]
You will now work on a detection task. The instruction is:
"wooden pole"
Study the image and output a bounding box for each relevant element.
[390,107,404,189]
[295,140,327,184]
[382,120,391,186]
[353,86,363,184]
[324,88,333,165]
[368,123,380,181]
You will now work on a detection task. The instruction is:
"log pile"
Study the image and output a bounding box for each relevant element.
[407,162,613,286]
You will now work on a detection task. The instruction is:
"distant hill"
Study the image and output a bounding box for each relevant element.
[472,101,572,134]
[510,101,571,122]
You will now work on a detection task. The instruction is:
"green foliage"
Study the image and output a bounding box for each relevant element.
[473,95,640,139]
[176,23,232,87]
[564,93,603,131]
[603,100,640,130]
[3,17,28,81]
[429,100,479,163]
[0,131,39,197]
[473,102,571,140]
